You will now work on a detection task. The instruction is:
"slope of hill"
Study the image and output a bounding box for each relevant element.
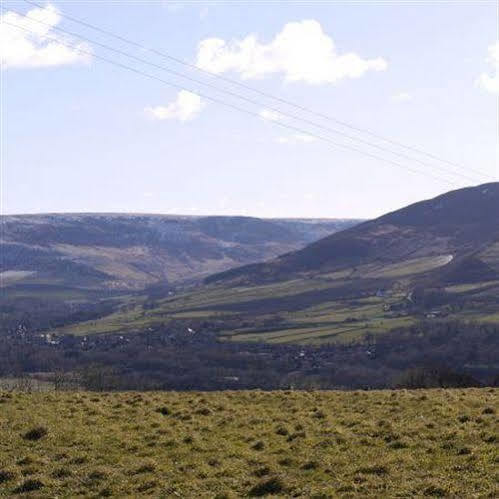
[59,183,499,343]
[208,183,499,285]
[1,214,359,291]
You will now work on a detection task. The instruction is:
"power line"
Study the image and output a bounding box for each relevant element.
[7,6,489,185]
[4,20,462,188]
[20,0,494,182]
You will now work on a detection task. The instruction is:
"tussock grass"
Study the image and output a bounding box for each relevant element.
[23,426,48,441]
[0,389,497,497]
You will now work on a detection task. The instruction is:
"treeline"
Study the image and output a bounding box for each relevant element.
[0,319,497,391]
[0,294,119,334]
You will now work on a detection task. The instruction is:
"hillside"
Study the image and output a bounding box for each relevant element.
[208,182,499,285]
[1,214,359,291]
[0,389,496,497]
[61,183,499,343]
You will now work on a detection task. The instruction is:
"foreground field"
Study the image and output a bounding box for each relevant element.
[0,389,497,497]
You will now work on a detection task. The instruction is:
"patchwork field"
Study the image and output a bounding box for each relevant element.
[55,276,414,341]
[0,389,497,497]
[55,261,499,344]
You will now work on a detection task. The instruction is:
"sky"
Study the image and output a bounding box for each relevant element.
[1,0,498,219]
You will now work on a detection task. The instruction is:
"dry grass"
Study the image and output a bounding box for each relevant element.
[0,389,497,497]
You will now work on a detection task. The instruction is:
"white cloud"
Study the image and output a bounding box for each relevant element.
[145,90,205,121]
[392,91,412,102]
[259,109,283,122]
[477,41,499,94]
[276,133,316,144]
[0,4,91,69]
[196,19,387,85]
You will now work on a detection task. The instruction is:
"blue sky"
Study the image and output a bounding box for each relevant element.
[2,0,498,218]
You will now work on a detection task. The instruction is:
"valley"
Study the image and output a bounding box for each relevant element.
[1,214,359,291]
[52,183,499,345]
[1,184,498,391]
[0,214,359,335]
[4,3,497,497]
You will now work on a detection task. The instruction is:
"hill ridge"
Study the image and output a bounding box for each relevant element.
[1,213,361,290]
[207,182,499,285]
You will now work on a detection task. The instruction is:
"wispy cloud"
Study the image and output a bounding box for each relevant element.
[276,134,317,144]
[259,109,284,122]
[477,41,499,94]
[162,1,184,13]
[392,91,412,102]
[146,90,205,122]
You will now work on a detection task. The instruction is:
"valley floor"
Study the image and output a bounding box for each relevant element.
[0,389,497,497]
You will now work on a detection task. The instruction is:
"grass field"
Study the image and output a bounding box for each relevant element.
[55,288,417,343]
[51,249,499,344]
[0,389,497,497]
[55,275,499,344]
[54,272,415,340]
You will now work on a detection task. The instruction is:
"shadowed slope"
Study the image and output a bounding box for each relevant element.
[208,183,499,285]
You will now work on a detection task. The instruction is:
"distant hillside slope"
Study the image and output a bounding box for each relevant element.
[0,214,360,291]
[209,183,499,285]
[27,184,499,342]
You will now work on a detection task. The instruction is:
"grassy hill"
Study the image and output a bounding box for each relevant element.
[0,389,496,497]
[58,184,499,342]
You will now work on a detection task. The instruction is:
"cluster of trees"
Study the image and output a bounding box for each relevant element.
[0,319,497,391]
[0,294,118,335]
